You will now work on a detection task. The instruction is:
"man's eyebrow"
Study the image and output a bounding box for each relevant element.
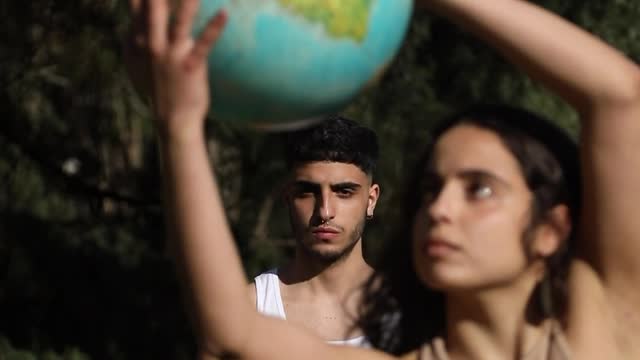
[291,181,363,190]
[292,180,320,189]
[331,182,362,190]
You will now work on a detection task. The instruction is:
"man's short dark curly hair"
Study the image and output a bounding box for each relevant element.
[284,115,379,177]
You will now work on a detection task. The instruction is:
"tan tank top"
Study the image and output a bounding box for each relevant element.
[418,320,572,360]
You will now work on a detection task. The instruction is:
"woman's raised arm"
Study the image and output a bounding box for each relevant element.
[424,0,640,293]
[124,0,396,359]
[423,0,640,357]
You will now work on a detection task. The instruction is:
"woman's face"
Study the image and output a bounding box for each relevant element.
[412,124,537,292]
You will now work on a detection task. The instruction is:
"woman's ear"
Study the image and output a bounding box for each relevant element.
[533,204,571,257]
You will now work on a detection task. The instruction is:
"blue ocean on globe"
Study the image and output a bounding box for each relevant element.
[192,0,413,129]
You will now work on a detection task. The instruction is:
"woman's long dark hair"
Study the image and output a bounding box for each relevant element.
[358,104,581,355]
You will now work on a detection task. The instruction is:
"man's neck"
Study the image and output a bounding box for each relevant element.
[278,240,373,300]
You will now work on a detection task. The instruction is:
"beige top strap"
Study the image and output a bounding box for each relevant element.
[522,320,572,360]
[419,337,448,360]
[418,320,572,360]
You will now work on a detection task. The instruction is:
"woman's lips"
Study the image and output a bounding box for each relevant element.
[423,237,461,257]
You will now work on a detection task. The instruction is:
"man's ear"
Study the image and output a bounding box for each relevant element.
[367,183,381,218]
[533,204,571,257]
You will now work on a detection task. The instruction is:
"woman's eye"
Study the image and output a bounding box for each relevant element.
[469,183,493,199]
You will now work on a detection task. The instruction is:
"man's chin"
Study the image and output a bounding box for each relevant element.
[307,249,344,263]
[303,244,350,263]
[298,235,360,263]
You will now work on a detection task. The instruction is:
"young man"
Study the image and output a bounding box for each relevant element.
[249,115,380,346]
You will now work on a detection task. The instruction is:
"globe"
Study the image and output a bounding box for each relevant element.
[192,0,413,130]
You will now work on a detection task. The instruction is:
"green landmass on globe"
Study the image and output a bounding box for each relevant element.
[278,0,373,41]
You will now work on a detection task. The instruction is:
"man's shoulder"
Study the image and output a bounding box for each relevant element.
[254,268,279,280]
[249,268,281,306]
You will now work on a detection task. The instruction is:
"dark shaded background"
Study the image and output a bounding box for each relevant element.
[1,1,639,359]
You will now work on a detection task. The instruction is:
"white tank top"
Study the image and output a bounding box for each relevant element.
[253,269,371,347]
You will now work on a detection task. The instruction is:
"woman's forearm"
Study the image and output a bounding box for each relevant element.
[424,0,640,113]
[159,129,254,356]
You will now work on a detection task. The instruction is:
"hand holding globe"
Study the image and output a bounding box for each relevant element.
[124,0,229,141]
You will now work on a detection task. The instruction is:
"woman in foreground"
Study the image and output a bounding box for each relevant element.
[124,0,640,358]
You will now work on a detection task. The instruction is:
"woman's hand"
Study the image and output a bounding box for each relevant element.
[124,0,227,141]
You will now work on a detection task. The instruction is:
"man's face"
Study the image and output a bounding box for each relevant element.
[285,161,380,263]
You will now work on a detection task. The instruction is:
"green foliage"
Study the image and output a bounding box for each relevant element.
[0,336,90,360]
[1,0,638,359]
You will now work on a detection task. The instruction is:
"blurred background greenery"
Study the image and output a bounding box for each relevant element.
[1,1,638,359]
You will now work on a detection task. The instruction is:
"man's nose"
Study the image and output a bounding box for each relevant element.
[317,192,336,222]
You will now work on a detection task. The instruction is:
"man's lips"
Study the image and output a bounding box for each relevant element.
[311,227,340,240]
[311,226,340,234]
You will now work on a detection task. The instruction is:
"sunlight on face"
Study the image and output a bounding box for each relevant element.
[412,124,536,292]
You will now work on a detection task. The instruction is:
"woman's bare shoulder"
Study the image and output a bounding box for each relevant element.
[565,258,640,359]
